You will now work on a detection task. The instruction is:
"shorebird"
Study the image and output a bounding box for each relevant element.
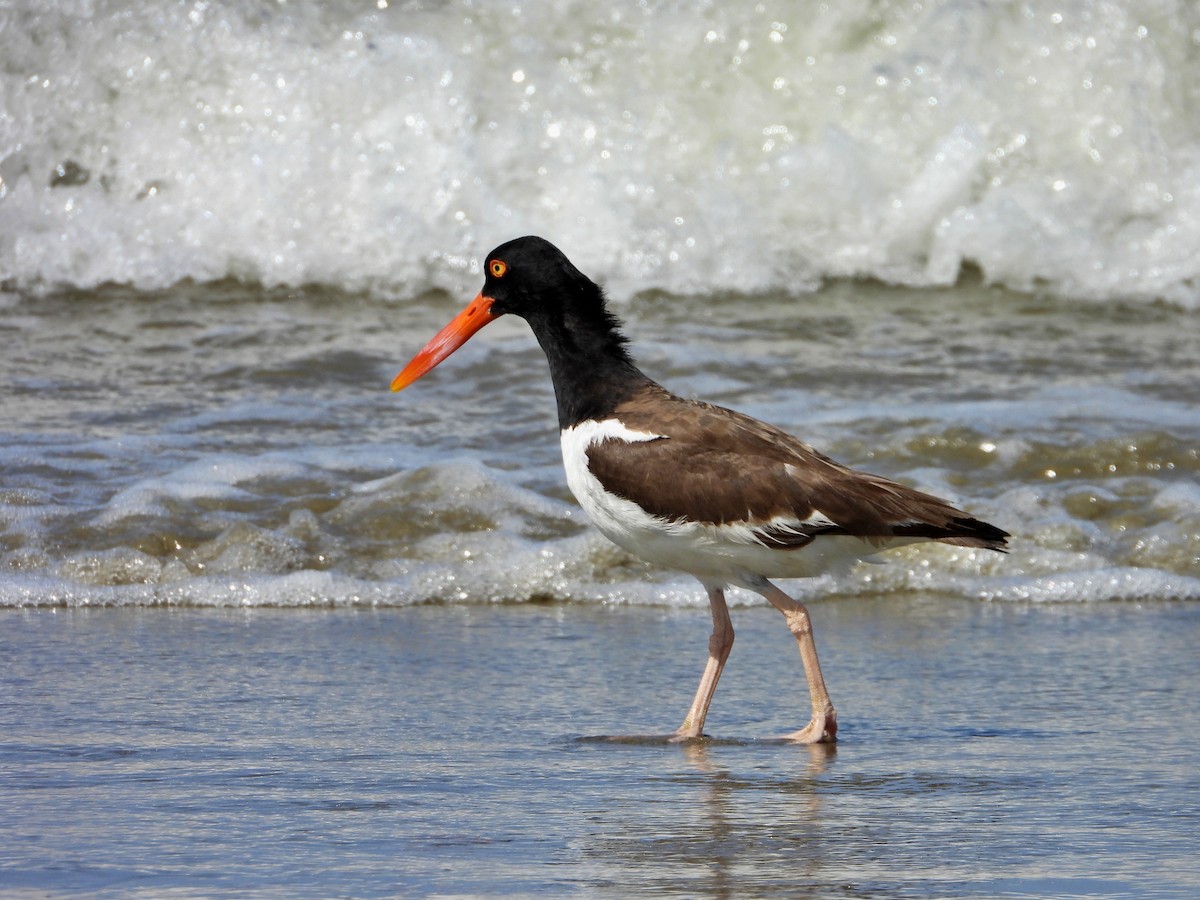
[392,236,1008,743]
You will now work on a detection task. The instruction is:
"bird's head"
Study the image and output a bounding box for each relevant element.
[391,235,615,392]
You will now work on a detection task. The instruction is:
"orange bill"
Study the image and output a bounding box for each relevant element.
[391,293,500,392]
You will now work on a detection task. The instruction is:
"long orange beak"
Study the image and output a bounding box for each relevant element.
[390,293,500,392]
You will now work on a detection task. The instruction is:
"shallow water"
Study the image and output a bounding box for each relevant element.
[3,600,1198,897]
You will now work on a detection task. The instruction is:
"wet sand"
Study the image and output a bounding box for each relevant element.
[3,597,1197,897]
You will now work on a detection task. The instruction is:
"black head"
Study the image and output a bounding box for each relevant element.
[392,236,644,425]
[483,236,601,319]
[481,235,634,366]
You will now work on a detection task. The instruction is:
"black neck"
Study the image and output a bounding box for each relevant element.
[527,311,655,429]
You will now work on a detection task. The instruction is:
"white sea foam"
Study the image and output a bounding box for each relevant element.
[2,1,1198,305]
[4,436,1197,608]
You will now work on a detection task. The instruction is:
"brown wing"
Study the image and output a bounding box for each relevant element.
[586,388,1009,551]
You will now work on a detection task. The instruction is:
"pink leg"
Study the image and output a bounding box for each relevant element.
[670,583,734,742]
[748,576,837,744]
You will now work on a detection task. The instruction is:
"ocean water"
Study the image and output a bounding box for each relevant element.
[3,276,1197,608]
[2,1,1200,894]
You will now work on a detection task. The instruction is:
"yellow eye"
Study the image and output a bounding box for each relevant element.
[489,259,507,278]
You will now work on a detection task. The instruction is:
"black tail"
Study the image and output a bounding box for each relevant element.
[892,516,1010,552]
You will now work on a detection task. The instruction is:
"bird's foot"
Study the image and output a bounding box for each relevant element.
[579,730,707,745]
[668,724,707,744]
[782,708,837,744]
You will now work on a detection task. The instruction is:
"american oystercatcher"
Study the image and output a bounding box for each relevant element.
[392,236,1008,743]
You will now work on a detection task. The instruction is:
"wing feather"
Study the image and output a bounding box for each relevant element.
[584,389,1008,551]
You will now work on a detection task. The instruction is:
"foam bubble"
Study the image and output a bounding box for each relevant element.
[1,1,1197,304]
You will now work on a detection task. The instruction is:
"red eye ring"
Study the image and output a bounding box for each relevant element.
[489,259,507,278]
